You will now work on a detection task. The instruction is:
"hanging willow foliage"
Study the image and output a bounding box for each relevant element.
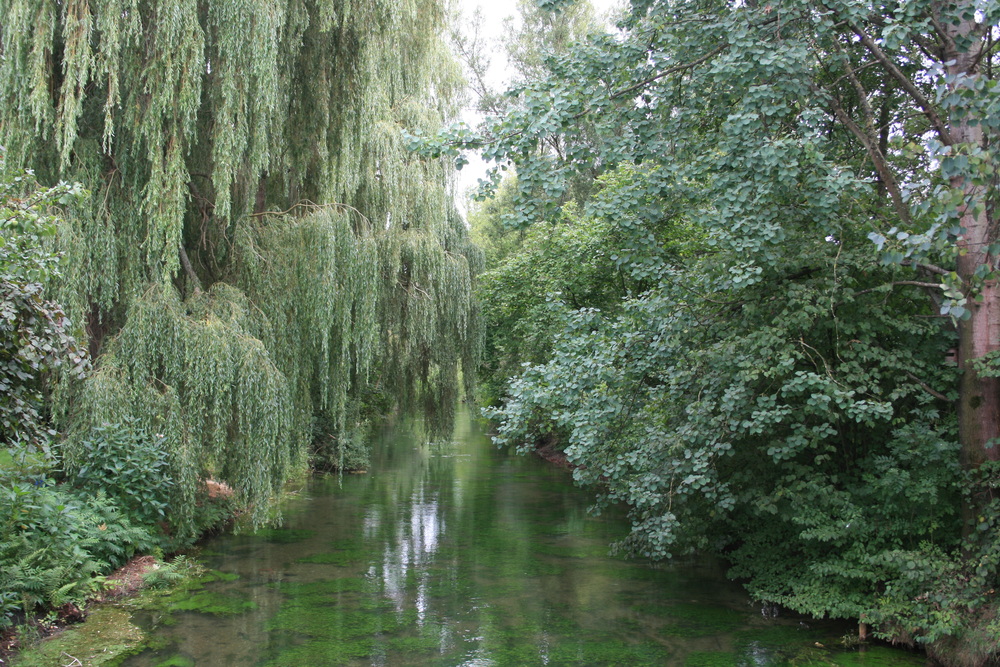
[0,0,481,534]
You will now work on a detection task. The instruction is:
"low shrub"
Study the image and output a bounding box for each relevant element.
[65,420,174,530]
[0,446,153,628]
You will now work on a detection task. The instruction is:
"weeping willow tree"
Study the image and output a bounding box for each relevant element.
[0,0,481,536]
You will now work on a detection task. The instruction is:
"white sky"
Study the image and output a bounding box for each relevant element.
[451,0,623,207]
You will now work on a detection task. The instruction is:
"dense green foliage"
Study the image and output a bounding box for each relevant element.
[0,165,235,629]
[67,421,174,528]
[425,0,1000,662]
[0,448,153,628]
[0,167,88,449]
[0,0,480,637]
[0,0,481,538]
[472,190,629,404]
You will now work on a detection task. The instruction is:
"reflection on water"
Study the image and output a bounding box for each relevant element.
[123,409,925,666]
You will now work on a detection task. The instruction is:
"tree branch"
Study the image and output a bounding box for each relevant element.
[855,280,942,295]
[903,260,950,276]
[817,84,912,226]
[250,199,373,231]
[905,370,951,402]
[178,245,203,295]
[850,24,955,145]
[610,43,728,102]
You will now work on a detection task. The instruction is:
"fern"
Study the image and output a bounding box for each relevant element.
[0,456,153,621]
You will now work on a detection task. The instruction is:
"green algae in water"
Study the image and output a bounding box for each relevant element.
[152,657,194,667]
[384,634,441,655]
[297,548,366,565]
[268,602,416,639]
[734,621,814,647]
[267,578,417,641]
[252,528,315,544]
[655,603,746,638]
[165,590,257,616]
[478,633,674,667]
[832,646,926,666]
[555,637,674,666]
[260,637,372,667]
[685,651,740,667]
[260,606,427,666]
[195,569,239,584]
[141,569,255,618]
[273,577,371,598]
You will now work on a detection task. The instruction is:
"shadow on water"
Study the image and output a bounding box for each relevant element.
[123,408,927,666]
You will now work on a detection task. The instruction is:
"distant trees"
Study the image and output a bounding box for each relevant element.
[426,0,1000,662]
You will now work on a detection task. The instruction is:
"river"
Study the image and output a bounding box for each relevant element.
[122,408,926,666]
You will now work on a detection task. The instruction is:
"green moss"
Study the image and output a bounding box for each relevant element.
[12,607,146,667]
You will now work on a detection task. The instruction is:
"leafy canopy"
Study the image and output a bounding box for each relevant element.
[432,0,1000,653]
[1,0,482,532]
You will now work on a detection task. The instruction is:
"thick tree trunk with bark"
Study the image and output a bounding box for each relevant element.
[947,10,1000,533]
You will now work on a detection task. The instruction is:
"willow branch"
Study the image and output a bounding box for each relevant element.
[250,200,372,230]
[178,245,203,295]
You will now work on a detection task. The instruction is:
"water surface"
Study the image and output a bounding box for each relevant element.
[125,410,925,666]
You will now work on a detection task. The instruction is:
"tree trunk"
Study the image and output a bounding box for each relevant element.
[947,9,1000,535]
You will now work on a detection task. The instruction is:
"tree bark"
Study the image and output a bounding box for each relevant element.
[945,9,1000,535]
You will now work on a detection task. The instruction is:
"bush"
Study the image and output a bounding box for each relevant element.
[66,420,174,529]
[0,163,88,450]
[0,447,153,627]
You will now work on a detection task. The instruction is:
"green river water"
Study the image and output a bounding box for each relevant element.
[122,409,927,666]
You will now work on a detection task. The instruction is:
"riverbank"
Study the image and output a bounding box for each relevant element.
[509,427,939,665]
[13,411,933,666]
[0,556,162,666]
[0,477,240,667]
